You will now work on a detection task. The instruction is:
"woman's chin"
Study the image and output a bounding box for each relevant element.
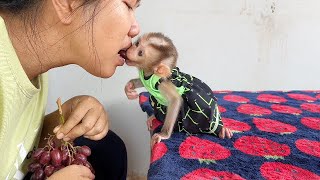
[88,67,116,78]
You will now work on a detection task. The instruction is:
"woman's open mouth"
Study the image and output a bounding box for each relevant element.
[118,49,128,60]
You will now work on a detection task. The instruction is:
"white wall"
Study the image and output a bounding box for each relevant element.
[47,0,320,176]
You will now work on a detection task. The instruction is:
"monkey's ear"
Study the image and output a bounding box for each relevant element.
[154,63,171,78]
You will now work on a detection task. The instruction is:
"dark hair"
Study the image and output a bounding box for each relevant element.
[0,0,38,13]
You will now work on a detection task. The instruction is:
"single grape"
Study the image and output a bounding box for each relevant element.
[27,162,42,173]
[31,169,44,180]
[44,165,55,177]
[50,149,62,167]
[39,151,51,165]
[32,148,44,161]
[78,146,91,156]
[61,149,69,161]
[63,156,72,166]
[75,153,87,162]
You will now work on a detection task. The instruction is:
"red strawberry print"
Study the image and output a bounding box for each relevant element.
[218,105,227,113]
[301,117,320,130]
[260,162,320,180]
[253,118,297,134]
[237,104,272,116]
[257,94,287,103]
[179,136,231,164]
[234,136,290,159]
[151,118,163,131]
[301,103,320,113]
[271,104,302,115]
[181,168,245,180]
[288,93,317,102]
[223,95,250,103]
[295,139,320,158]
[151,142,168,163]
[139,95,149,104]
[222,118,251,133]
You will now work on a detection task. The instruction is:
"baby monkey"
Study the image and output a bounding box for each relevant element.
[124,32,233,146]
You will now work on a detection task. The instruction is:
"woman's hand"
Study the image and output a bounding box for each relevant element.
[53,95,109,141]
[47,165,95,180]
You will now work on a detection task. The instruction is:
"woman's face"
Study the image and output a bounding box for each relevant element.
[72,0,141,78]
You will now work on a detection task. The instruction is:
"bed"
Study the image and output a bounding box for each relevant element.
[138,90,320,180]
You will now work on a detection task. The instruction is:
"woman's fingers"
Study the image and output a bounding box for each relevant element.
[55,96,105,140]
[84,111,108,137]
[63,108,101,141]
[84,125,108,141]
[55,100,88,139]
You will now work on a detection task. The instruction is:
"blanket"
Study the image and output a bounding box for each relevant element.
[139,91,320,180]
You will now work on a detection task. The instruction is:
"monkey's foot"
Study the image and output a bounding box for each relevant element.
[151,133,169,148]
[218,127,233,139]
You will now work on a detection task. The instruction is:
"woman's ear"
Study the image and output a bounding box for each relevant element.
[154,63,171,78]
[51,0,81,24]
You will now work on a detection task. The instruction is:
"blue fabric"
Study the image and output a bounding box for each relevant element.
[139,91,320,180]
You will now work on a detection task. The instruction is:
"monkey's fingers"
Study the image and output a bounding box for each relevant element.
[219,127,226,139]
[151,134,162,146]
[226,128,233,138]
[126,82,134,89]
[127,91,139,99]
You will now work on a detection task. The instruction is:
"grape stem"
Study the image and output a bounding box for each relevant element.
[56,98,65,124]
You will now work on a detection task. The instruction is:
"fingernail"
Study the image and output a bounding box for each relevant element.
[53,127,59,133]
[84,136,89,138]
[63,137,70,141]
[57,133,64,139]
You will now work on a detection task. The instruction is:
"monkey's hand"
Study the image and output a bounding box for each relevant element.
[124,81,139,99]
[151,132,170,147]
[218,127,233,139]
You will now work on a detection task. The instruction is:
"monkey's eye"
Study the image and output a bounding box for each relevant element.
[138,50,143,56]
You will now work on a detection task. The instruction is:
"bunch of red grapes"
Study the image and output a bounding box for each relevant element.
[27,134,94,180]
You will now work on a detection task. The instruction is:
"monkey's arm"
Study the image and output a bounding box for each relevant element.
[157,80,182,138]
[129,78,143,89]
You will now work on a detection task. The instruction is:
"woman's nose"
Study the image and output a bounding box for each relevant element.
[128,18,140,38]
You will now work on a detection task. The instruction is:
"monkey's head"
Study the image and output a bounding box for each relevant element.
[124,32,178,78]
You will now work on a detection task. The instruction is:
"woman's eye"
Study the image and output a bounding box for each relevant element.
[124,2,133,10]
[135,41,140,46]
[138,50,143,56]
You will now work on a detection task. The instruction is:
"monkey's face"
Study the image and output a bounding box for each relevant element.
[125,37,150,68]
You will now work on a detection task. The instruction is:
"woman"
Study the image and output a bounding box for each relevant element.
[0,0,141,179]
